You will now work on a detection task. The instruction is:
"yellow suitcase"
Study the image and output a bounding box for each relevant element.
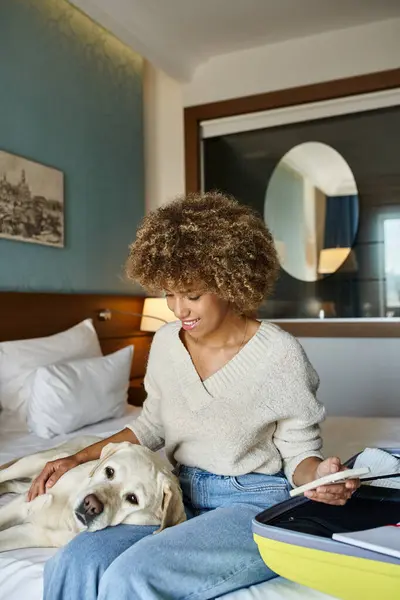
[252,449,400,600]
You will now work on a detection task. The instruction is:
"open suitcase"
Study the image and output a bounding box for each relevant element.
[252,448,400,600]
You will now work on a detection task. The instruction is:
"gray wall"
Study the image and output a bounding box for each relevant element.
[300,337,400,417]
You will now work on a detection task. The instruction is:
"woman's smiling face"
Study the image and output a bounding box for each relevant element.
[165,289,231,337]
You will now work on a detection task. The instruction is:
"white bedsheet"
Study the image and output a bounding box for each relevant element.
[1,412,399,600]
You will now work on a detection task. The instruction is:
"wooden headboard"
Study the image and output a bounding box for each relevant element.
[0,291,153,405]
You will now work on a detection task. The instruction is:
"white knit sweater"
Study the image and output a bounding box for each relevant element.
[128,321,325,486]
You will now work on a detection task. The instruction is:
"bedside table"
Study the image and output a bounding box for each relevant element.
[128,379,147,407]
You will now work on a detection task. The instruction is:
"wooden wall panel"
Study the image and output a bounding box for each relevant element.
[0,292,145,341]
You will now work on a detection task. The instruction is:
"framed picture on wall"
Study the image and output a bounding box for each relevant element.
[0,150,64,248]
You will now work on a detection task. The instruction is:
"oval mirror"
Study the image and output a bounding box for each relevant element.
[264,142,359,282]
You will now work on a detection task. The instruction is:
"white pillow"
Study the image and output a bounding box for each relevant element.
[26,346,133,438]
[0,319,102,415]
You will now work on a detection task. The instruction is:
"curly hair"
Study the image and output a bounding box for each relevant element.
[126,192,279,313]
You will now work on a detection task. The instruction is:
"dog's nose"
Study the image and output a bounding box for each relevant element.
[83,494,104,516]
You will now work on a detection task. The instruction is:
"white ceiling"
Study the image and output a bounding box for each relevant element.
[70,0,400,80]
[283,142,358,196]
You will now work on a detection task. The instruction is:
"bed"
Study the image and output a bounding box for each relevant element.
[1,291,399,600]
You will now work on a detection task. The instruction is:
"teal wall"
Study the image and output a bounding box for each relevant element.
[0,0,144,293]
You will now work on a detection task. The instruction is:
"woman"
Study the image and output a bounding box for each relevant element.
[30,192,358,600]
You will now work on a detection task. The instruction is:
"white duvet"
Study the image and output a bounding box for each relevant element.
[1,409,399,600]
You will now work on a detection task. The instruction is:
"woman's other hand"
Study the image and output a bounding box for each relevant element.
[27,455,80,502]
[304,456,360,506]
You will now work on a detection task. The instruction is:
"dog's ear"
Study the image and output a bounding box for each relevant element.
[155,474,186,533]
[89,442,132,478]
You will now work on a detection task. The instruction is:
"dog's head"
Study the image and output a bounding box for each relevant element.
[73,443,186,534]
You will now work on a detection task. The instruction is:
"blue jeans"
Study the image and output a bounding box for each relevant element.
[44,466,291,600]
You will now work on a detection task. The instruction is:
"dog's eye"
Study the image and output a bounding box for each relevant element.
[126,493,138,505]
[105,467,115,479]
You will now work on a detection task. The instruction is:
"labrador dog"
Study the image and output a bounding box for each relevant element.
[0,436,186,552]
